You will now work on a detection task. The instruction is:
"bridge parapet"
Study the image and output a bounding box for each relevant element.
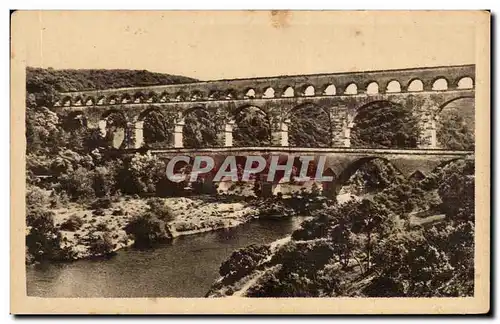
[146,147,473,179]
[54,65,475,107]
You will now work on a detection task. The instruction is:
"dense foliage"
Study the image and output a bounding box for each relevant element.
[214,159,475,297]
[182,109,219,148]
[351,101,421,148]
[233,107,271,146]
[25,68,198,263]
[289,104,332,147]
[437,108,475,150]
[26,67,196,107]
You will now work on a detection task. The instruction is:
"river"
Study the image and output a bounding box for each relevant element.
[26,217,305,298]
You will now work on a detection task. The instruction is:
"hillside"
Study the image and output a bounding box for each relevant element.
[206,159,475,298]
[26,67,198,107]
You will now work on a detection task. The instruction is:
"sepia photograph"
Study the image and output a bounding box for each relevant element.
[10,10,490,314]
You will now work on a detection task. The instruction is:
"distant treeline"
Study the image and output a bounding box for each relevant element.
[26,67,198,107]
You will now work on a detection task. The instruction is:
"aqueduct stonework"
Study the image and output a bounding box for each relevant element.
[53,64,475,151]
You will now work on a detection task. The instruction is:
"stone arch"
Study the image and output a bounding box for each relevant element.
[108,95,118,105]
[407,79,424,92]
[350,100,420,148]
[182,107,219,148]
[282,86,295,98]
[244,88,256,99]
[428,158,467,176]
[133,92,145,103]
[335,157,404,195]
[457,76,474,89]
[61,96,72,106]
[208,90,223,100]
[232,105,272,147]
[262,87,275,98]
[323,84,336,96]
[138,107,175,148]
[174,91,188,102]
[61,111,88,131]
[120,93,132,104]
[366,82,379,95]
[147,91,158,103]
[432,77,449,91]
[435,96,475,150]
[386,80,402,93]
[302,85,316,97]
[408,170,426,182]
[343,83,358,95]
[190,90,204,101]
[159,91,169,103]
[73,96,83,106]
[287,102,332,147]
[225,89,238,100]
[100,110,129,149]
[84,96,95,106]
[97,96,106,105]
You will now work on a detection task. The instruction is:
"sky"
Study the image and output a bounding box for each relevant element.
[14,11,478,81]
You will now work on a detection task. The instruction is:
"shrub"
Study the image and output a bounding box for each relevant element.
[26,185,49,210]
[95,222,109,232]
[92,208,105,216]
[90,197,112,210]
[58,167,95,201]
[219,244,271,281]
[91,166,111,198]
[59,215,84,232]
[49,190,70,208]
[146,198,174,222]
[112,207,124,216]
[87,232,114,257]
[124,212,173,248]
[26,209,63,262]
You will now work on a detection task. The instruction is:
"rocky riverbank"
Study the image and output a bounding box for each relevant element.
[37,196,272,262]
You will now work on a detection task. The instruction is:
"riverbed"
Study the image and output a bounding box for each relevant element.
[26,217,305,297]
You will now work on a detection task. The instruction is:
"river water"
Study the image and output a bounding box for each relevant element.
[26,217,304,298]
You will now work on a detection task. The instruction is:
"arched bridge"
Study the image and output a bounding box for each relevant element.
[53,64,475,150]
[145,147,473,197]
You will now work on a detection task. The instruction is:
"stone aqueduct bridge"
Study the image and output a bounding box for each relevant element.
[52,65,475,192]
[148,147,473,195]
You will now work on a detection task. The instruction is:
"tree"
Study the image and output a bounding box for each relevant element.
[351,101,420,148]
[437,107,474,150]
[233,107,271,146]
[289,104,332,147]
[143,110,174,148]
[183,109,218,148]
[26,209,63,262]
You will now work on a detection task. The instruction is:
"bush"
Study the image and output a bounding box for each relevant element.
[49,190,70,208]
[58,167,95,201]
[124,212,173,248]
[92,208,105,216]
[146,198,174,222]
[26,185,49,210]
[26,209,64,262]
[90,197,112,210]
[95,222,109,232]
[112,207,124,216]
[219,244,271,281]
[59,215,84,232]
[87,232,115,257]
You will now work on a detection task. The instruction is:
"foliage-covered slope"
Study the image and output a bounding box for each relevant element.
[26,67,197,107]
[207,159,474,298]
